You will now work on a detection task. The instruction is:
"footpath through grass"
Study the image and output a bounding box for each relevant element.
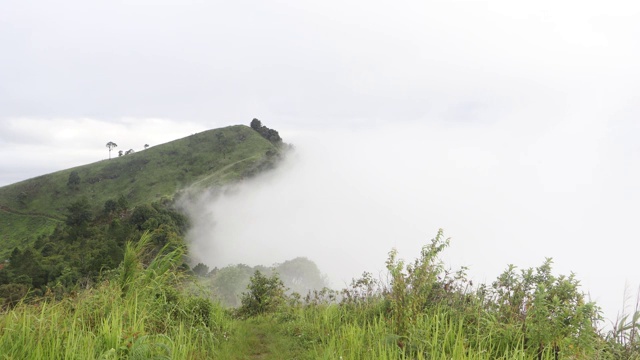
[216,316,316,360]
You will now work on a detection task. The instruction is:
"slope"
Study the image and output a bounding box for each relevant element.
[0,124,280,254]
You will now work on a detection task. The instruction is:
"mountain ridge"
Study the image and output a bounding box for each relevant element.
[0,124,282,254]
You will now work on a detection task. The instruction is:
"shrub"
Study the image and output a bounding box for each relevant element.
[490,258,599,358]
[385,229,450,336]
[237,270,287,317]
[0,283,28,308]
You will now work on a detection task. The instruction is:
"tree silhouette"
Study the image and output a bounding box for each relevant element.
[193,263,210,277]
[106,142,117,159]
[66,197,93,227]
[67,171,81,189]
[249,118,282,144]
[144,144,149,150]
[250,118,262,130]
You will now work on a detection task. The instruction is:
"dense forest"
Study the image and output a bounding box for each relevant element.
[0,195,187,303]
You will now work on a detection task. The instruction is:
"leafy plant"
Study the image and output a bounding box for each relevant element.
[237,270,287,317]
[385,228,450,336]
[491,258,599,358]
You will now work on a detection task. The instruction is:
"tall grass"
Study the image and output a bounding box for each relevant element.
[0,233,233,359]
[278,300,592,360]
[2,230,637,359]
[269,230,610,359]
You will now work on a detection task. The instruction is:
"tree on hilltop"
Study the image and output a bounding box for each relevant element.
[250,118,262,131]
[249,118,282,144]
[106,142,117,159]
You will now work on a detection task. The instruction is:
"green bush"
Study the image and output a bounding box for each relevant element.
[237,270,287,317]
[490,258,599,358]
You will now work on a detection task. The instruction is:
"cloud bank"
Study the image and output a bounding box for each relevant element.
[183,110,640,324]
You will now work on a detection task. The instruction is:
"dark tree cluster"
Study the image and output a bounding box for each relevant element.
[192,263,210,277]
[67,171,81,189]
[0,196,189,307]
[250,118,282,144]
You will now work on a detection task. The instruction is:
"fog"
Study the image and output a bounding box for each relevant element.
[2,0,640,326]
[184,112,640,325]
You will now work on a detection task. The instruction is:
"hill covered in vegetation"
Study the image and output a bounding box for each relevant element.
[0,124,281,256]
[0,121,291,303]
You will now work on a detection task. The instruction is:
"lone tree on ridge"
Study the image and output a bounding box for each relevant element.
[106,141,117,159]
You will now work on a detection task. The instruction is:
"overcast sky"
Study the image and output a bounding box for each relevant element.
[2,0,640,324]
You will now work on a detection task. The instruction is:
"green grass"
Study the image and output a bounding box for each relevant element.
[0,209,61,258]
[215,315,316,360]
[0,233,313,360]
[0,233,233,359]
[211,230,617,359]
[259,302,594,360]
[0,125,279,252]
[0,230,631,360]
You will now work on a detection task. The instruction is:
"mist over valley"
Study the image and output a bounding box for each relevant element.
[183,119,639,325]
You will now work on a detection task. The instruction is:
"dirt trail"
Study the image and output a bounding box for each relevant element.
[216,318,313,360]
[0,205,63,222]
[246,323,270,359]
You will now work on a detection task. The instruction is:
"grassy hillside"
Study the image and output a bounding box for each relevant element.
[0,210,59,255]
[0,125,280,254]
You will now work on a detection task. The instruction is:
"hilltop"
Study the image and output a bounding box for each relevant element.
[0,124,282,255]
